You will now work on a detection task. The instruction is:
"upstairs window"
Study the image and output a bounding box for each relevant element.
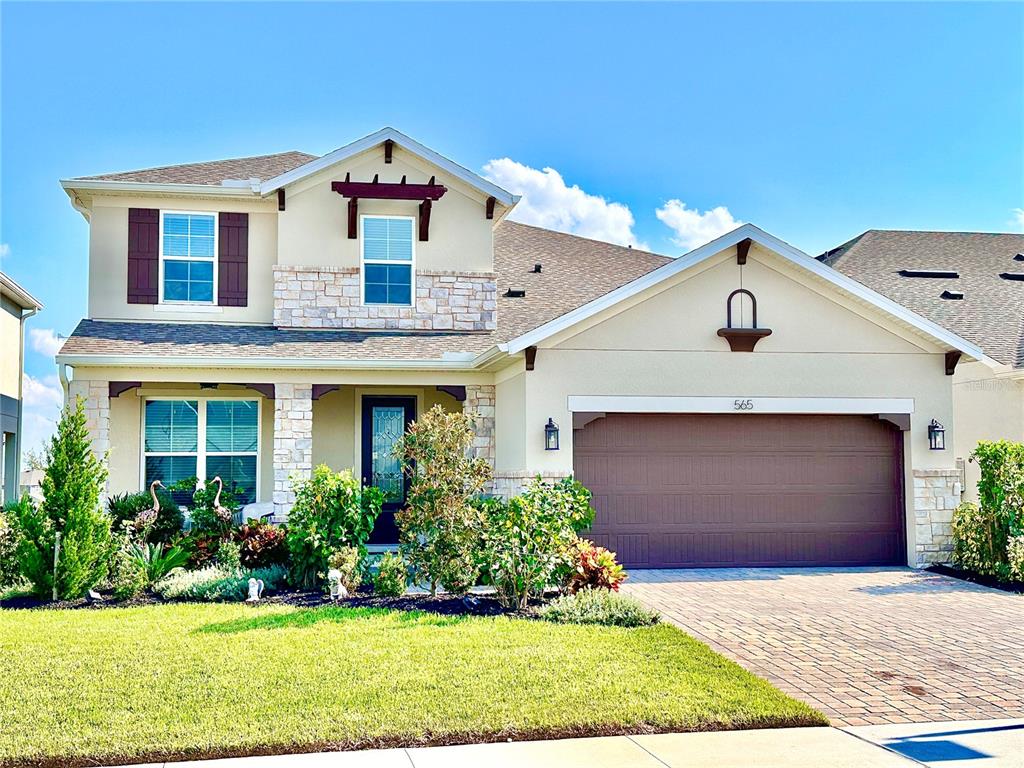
[161,211,216,303]
[361,215,413,305]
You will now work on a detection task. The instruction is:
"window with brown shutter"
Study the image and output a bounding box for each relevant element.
[218,212,248,307]
[127,208,160,304]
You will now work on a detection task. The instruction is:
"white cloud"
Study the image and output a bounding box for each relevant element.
[655,200,742,252]
[0,244,9,263]
[20,374,63,460]
[1012,208,1024,232]
[483,158,647,250]
[29,328,63,358]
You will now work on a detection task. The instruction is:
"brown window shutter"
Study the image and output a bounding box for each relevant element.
[218,212,248,307]
[127,208,159,304]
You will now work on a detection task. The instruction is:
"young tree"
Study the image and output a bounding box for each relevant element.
[395,405,491,596]
[14,396,112,598]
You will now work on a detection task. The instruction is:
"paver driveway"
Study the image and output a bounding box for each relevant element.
[624,568,1024,727]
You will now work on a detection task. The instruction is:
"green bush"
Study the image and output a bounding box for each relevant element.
[951,502,1001,576]
[563,537,627,593]
[327,546,362,592]
[14,398,112,599]
[537,589,659,627]
[0,505,23,587]
[1008,536,1024,583]
[286,466,383,588]
[108,534,150,599]
[216,540,242,573]
[236,520,288,568]
[107,487,184,544]
[374,552,408,597]
[481,477,594,610]
[395,406,491,596]
[177,478,239,538]
[153,565,287,601]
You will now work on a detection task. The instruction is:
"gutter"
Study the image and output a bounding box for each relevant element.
[59,179,263,198]
[55,352,490,371]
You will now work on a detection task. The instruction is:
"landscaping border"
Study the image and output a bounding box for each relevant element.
[927,563,1024,595]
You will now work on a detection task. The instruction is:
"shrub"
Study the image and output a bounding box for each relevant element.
[537,589,659,627]
[395,405,491,596]
[564,538,626,593]
[952,502,1001,576]
[1008,536,1024,583]
[236,520,288,568]
[108,534,149,599]
[14,398,112,599]
[327,546,362,592]
[481,477,594,609]
[183,532,221,568]
[0,505,22,587]
[153,565,287,601]
[374,552,408,597]
[107,487,184,544]
[286,466,383,588]
[216,540,242,573]
[178,477,239,538]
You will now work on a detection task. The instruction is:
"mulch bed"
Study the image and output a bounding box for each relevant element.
[928,563,1024,594]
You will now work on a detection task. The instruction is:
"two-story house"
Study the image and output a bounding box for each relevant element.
[1,271,42,504]
[58,128,982,567]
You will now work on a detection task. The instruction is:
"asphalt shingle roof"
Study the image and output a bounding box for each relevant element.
[74,151,318,186]
[60,221,672,361]
[821,230,1024,368]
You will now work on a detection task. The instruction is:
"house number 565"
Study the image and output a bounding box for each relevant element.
[733,399,754,410]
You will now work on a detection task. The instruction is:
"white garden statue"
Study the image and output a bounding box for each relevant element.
[327,569,348,600]
[246,578,265,603]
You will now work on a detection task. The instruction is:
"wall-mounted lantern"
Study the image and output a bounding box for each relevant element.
[544,418,560,451]
[928,419,946,450]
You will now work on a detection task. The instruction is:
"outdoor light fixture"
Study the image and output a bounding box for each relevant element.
[928,419,946,450]
[544,418,560,451]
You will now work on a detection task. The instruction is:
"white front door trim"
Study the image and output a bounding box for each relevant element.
[566,395,915,415]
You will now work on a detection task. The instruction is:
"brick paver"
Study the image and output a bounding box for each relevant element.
[624,568,1024,726]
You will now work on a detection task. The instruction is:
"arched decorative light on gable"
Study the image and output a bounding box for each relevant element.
[717,288,773,352]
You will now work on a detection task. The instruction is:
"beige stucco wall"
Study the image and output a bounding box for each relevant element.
[953,361,1024,502]
[0,298,21,399]
[277,146,496,274]
[87,194,279,324]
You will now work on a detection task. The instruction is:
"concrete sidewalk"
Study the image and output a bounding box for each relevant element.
[115,728,918,767]
[847,718,1024,767]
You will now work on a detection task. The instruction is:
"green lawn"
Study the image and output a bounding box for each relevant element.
[0,603,824,766]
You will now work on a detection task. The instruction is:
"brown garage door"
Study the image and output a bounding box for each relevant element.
[575,413,905,568]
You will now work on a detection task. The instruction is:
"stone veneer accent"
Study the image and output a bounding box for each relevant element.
[68,378,110,498]
[492,471,574,500]
[273,266,497,331]
[463,385,495,468]
[273,383,313,521]
[913,468,963,566]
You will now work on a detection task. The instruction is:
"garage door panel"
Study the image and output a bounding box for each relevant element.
[576,413,904,568]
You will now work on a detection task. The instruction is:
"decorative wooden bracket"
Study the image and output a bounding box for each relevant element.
[312,384,339,400]
[945,350,962,376]
[333,172,447,239]
[736,238,752,265]
[347,198,358,239]
[486,196,496,220]
[717,288,772,352]
[525,346,538,371]
[108,381,141,398]
[244,383,276,399]
[419,199,431,242]
[384,139,394,164]
[435,385,467,402]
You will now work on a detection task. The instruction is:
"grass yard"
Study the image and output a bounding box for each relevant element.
[0,603,825,766]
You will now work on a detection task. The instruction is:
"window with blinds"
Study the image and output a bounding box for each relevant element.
[362,216,413,305]
[161,212,216,303]
[143,399,258,505]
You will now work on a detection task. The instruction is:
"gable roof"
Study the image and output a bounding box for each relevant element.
[57,221,668,367]
[70,151,317,186]
[500,223,986,360]
[821,230,1024,368]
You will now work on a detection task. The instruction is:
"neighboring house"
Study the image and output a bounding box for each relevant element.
[57,127,982,568]
[1,272,42,504]
[821,231,1024,504]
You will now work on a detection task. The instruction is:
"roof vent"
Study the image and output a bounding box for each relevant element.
[898,269,959,279]
[999,272,1024,282]
[504,287,527,298]
[532,263,542,273]
[940,290,964,300]
[1014,253,1024,261]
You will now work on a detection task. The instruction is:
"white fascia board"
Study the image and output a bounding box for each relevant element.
[567,395,915,415]
[258,127,519,206]
[59,179,261,198]
[0,272,43,310]
[505,223,985,361]
[56,353,481,371]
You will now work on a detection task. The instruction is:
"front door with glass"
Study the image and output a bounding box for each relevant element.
[361,396,415,544]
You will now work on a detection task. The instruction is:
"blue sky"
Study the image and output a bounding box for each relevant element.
[2,1,1022,453]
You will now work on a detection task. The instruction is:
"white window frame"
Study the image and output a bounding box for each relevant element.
[359,214,415,307]
[159,210,219,306]
[140,396,261,503]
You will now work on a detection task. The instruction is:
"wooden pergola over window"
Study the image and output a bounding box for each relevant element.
[332,173,447,241]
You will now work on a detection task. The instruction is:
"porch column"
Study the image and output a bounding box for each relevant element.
[68,378,110,499]
[912,468,962,566]
[273,383,313,521]
[463,384,495,468]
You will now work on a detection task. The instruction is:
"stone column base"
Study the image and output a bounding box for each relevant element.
[273,383,313,521]
[913,468,963,566]
[491,470,573,500]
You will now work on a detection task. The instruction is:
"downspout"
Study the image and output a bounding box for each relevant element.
[58,360,70,405]
[14,305,38,499]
